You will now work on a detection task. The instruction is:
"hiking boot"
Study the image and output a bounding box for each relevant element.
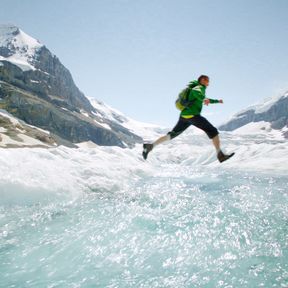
[217,150,235,163]
[142,143,153,160]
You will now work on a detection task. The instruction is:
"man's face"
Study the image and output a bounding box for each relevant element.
[200,78,209,87]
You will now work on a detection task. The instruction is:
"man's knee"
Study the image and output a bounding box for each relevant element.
[207,127,219,139]
[167,131,181,139]
[196,116,218,139]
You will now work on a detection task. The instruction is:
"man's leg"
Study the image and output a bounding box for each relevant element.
[212,134,221,153]
[142,117,191,159]
[188,115,219,145]
[154,117,191,147]
[152,134,171,147]
[189,115,234,162]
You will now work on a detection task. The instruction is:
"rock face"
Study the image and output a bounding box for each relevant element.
[0,109,57,148]
[0,24,142,147]
[218,93,288,138]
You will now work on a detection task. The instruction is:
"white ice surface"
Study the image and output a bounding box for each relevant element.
[0,124,287,205]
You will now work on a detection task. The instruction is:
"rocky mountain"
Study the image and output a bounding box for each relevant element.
[219,92,288,138]
[0,24,142,148]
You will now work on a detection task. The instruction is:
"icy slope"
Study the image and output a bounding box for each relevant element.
[0,125,287,203]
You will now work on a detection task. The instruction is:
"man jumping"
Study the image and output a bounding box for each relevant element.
[142,75,234,163]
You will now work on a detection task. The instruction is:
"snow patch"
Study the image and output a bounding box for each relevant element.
[0,109,20,126]
[24,123,50,135]
[93,120,111,130]
[0,133,48,148]
[0,127,7,133]
[76,141,99,148]
[233,121,272,135]
[18,134,50,146]
[0,109,52,147]
[80,110,89,118]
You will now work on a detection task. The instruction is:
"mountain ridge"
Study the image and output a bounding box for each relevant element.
[0,24,142,147]
[218,92,288,139]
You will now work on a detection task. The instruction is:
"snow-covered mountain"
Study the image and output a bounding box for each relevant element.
[0,24,145,148]
[219,92,288,138]
[88,97,165,140]
[0,25,42,71]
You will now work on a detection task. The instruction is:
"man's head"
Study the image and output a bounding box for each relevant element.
[198,75,209,87]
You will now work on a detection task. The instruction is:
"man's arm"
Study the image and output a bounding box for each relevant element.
[204,98,223,105]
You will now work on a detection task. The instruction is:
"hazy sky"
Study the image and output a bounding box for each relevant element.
[1,0,288,127]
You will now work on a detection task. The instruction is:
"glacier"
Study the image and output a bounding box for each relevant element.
[0,23,287,287]
[0,125,287,287]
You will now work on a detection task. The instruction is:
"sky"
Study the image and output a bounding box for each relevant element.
[0,0,288,127]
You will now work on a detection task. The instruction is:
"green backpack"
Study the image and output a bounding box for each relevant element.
[175,82,198,111]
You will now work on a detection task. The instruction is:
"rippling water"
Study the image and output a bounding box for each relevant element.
[0,165,287,288]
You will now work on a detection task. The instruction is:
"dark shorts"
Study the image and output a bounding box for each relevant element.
[167,115,219,139]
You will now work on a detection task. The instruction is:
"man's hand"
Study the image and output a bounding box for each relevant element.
[219,99,224,104]
[204,98,210,105]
